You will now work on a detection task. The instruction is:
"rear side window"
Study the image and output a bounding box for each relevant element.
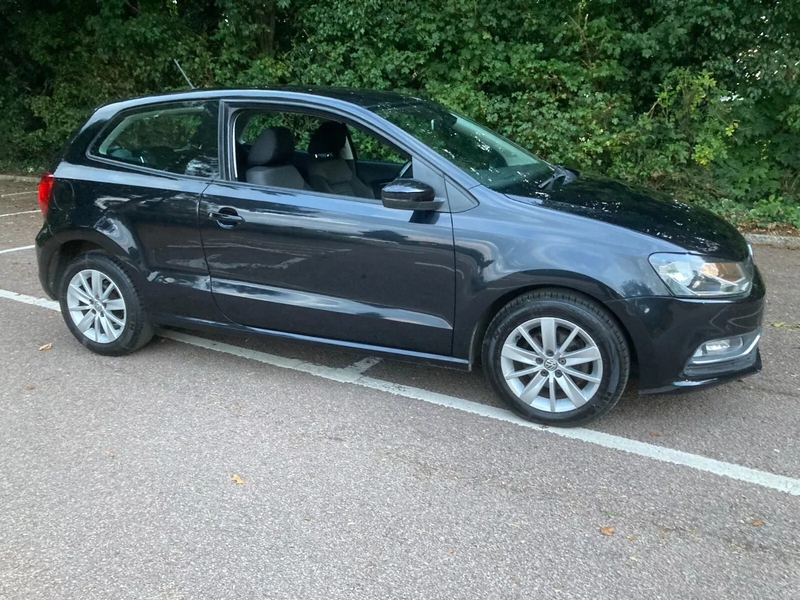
[90,101,219,178]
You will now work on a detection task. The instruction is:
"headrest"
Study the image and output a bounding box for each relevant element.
[248,126,295,167]
[308,121,347,159]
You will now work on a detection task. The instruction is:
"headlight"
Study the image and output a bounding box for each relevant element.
[649,253,753,297]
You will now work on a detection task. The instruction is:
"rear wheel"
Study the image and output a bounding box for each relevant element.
[482,290,629,427]
[58,252,153,356]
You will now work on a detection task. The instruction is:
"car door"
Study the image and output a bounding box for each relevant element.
[198,106,456,357]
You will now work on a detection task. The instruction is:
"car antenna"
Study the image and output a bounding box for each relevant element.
[173,59,196,89]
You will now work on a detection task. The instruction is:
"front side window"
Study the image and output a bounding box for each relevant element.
[348,128,407,165]
[92,101,219,178]
[374,100,552,192]
[239,112,321,152]
[232,108,409,200]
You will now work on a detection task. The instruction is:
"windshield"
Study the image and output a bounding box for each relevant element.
[374,101,552,190]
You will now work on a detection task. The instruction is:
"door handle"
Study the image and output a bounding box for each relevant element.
[207,208,244,225]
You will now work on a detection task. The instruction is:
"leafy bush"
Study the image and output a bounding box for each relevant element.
[0,0,797,230]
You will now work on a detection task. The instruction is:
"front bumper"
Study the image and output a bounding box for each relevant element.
[606,267,765,394]
[642,348,762,394]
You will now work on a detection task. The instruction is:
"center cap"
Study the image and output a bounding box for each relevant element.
[544,358,558,371]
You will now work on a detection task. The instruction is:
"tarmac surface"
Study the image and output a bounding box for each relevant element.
[1,181,798,599]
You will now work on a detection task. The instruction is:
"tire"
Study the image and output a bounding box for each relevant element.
[58,251,154,356]
[482,289,629,427]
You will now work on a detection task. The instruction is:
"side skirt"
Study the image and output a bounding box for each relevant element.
[151,312,472,371]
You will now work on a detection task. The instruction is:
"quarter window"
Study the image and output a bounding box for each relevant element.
[91,101,219,178]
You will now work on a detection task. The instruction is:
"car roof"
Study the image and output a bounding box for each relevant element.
[96,86,430,115]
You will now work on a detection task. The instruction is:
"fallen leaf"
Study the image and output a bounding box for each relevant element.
[231,474,245,485]
[771,322,786,328]
[38,343,52,351]
[24,385,35,390]
[649,432,660,437]
[626,534,635,540]
[600,526,615,536]
[752,520,764,527]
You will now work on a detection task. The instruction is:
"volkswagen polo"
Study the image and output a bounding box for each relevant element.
[35,87,764,427]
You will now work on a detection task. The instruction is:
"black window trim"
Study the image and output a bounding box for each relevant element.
[85,99,223,183]
[218,99,456,209]
[223,97,479,214]
[223,100,413,181]
[232,107,407,176]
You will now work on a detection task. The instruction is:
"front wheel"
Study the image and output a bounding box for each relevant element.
[58,252,154,356]
[482,290,630,427]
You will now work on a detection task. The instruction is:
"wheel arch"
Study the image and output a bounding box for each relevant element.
[42,230,144,298]
[467,283,639,376]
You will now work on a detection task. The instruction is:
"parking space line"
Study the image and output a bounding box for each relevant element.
[1,286,798,497]
[0,191,36,198]
[0,244,35,255]
[0,209,39,218]
[0,289,58,310]
[345,356,383,374]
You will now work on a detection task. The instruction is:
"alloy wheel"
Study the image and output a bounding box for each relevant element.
[500,317,603,413]
[66,269,127,344]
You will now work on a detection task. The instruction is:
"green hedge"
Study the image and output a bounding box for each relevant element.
[1,0,798,228]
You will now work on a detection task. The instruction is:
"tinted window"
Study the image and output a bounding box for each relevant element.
[92,101,219,178]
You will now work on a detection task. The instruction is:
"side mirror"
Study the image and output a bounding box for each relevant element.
[381,179,443,211]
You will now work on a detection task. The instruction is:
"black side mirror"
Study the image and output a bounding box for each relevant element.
[381,179,443,211]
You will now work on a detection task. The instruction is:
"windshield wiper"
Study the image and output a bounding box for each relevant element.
[538,164,576,190]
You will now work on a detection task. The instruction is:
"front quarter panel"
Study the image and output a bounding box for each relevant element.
[450,188,676,359]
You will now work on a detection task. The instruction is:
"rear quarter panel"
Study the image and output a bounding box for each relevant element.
[38,160,220,322]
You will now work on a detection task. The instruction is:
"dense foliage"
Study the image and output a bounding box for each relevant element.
[1,0,798,229]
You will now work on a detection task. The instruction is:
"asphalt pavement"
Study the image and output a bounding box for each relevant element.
[1,181,798,599]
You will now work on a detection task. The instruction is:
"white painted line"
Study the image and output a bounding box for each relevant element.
[345,356,383,374]
[0,210,39,218]
[0,191,36,198]
[0,287,798,497]
[0,289,59,311]
[157,331,800,496]
[0,244,35,255]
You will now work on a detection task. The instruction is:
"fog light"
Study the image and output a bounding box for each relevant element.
[695,339,733,356]
[690,329,761,365]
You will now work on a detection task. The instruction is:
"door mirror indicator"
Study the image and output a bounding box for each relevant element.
[381,179,443,211]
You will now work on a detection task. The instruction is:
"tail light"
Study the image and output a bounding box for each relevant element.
[37,172,54,216]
